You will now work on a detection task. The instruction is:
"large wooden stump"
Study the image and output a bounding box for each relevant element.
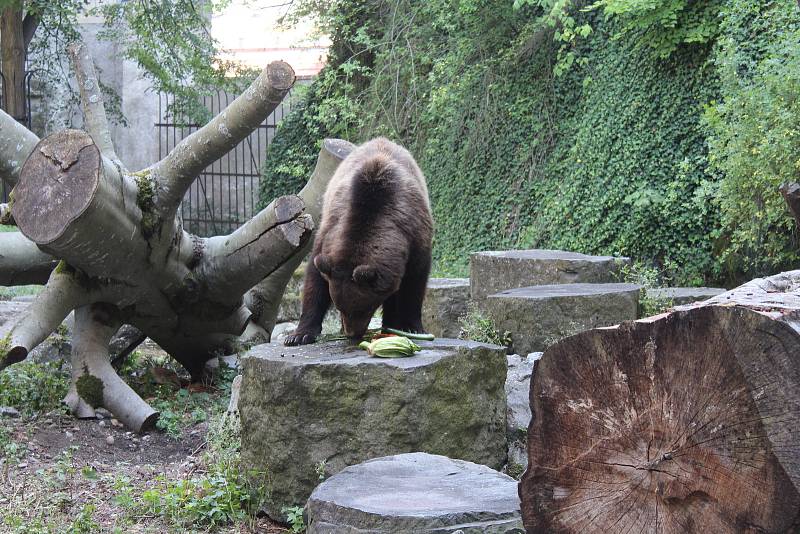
[519,271,800,533]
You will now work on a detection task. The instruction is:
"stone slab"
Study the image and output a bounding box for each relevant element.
[646,286,726,306]
[239,338,508,519]
[307,452,524,533]
[482,283,640,354]
[470,249,629,301]
[422,278,470,338]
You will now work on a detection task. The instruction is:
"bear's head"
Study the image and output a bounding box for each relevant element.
[314,254,400,339]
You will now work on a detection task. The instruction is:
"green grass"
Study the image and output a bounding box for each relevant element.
[0,225,15,232]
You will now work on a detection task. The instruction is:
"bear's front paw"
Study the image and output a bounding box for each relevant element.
[284,331,319,346]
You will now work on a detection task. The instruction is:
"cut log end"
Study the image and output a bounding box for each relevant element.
[273,194,305,223]
[265,61,296,93]
[520,305,800,533]
[14,129,101,244]
[323,138,356,161]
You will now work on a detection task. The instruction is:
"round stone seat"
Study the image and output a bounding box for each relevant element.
[482,283,640,354]
[239,338,508,519]
[470,249,629,301]
[306,452,524,533]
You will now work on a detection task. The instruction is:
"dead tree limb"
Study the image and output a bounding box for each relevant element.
[0,42,349,431]
[0,231,57,285]
[0,107,39,187]
[519,271,800,533]
[150,61,295,221]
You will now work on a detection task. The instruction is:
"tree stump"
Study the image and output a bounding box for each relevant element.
[421,277,470,338]
[519,271,800,533]
[470,249,629,301]
[238,338,508,519]
[482,283,640,354]
[306,452,524,533]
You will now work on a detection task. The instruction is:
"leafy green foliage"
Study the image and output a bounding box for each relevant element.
[617,261,674,316]
[458,303,512,348]
[283,505,306,533]
[97,0,257,124]
[703,0,800,280]
[0,360,69,416]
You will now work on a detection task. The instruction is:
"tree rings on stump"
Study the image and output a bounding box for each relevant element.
[520,306,800,533]
[14,129,101,245]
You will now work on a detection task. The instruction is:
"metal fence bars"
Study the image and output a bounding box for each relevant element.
[157,89,295,236]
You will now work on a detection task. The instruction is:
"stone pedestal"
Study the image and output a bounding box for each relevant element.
[646,286,726,306]
[470,249,629,301]
[482,283,640,354]
[239,338,508,518]
[306,452,524,533]
[422,278,470,338]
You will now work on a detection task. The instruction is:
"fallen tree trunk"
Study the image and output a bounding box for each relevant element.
[0,41,353,431]
[520,270,800,533]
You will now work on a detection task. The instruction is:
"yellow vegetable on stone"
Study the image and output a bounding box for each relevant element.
[359,336,421,358]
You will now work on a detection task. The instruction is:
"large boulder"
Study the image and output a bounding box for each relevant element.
[276,263,306,323]
[239,338,508,519]
[482,283,640,354]
[505,352,541,477]
[422,277,470,338]
[470,249,629,301]
[306,452,524,533]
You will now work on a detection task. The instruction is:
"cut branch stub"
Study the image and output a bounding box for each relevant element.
[14,129,146,277]
[14,129,100,244]
[520,303,800,533]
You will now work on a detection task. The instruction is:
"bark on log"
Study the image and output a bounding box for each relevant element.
[0,107,39,187]
[520,270,800,533]
[0,231,57,285]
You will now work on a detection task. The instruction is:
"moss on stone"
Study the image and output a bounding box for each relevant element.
[76,372,104,408]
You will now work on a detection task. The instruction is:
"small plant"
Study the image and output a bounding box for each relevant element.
[618,261,674,317]
[0,360,70,416]
[283,505,306,533]
[457,304,511,348]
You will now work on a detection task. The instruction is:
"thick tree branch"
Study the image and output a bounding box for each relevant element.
[22,13,38,48]
[0,269,93,369]
[68,42,122,167]
[150,61,295,219]
[64,305,159,432]
[0,107,39,187]
[245,139,354,335]
[0,231,57,285]
[199,195,313,302]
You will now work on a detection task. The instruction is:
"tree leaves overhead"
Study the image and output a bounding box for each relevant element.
[97,0,257,124]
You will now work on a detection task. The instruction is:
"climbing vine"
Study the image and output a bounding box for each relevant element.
[259,0,800,285]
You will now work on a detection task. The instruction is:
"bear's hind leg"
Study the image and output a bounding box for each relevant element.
[284,261,331,346]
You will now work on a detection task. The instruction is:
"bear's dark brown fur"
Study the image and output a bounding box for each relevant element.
[284,137,433,345]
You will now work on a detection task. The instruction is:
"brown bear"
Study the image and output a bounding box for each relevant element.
[284,137,433,345]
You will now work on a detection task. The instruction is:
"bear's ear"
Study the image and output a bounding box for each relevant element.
[352,264,380,287]
[314,254,332,276]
